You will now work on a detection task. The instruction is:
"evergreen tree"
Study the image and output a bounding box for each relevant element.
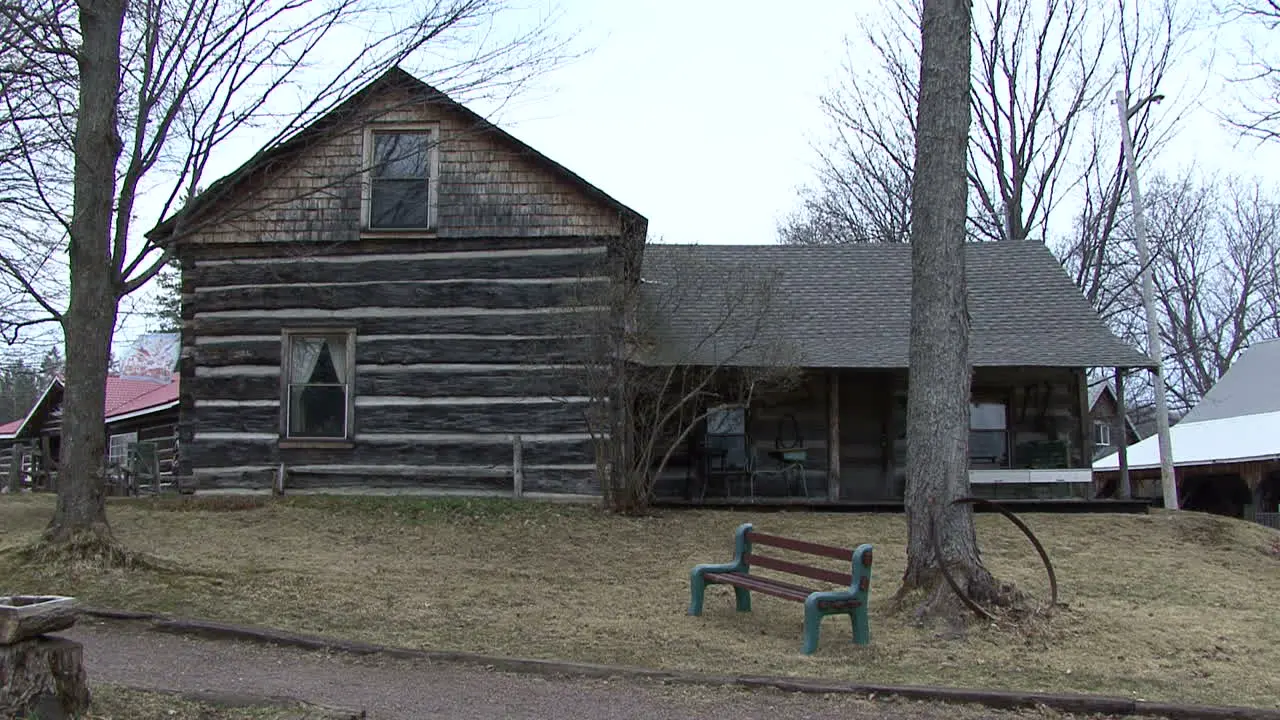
[143,260,182,334]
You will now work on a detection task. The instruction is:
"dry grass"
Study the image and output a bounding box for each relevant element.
[86,685,336,719]
[2,494,1278,709]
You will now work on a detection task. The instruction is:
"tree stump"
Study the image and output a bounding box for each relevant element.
[0,636,90,719]
[0,596,89,719]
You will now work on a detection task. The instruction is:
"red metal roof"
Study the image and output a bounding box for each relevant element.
[103,377,179,420]
[0,419,21,436]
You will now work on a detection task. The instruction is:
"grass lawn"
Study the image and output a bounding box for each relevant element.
[2,494,1278,709]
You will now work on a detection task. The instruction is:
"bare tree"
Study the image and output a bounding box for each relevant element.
[1222,0,1280,141]
[1,0,574,554]
[576,243,800,515]
[1143,172,1280,410]
[781,0,1199,247]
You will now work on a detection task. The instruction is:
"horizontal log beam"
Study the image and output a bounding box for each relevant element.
[358,368,590,399]
[197,471,275,490]
[521,469,598,495]
[188,402,589,435]
[192,250,607,287]
[187,279,606,314]
[183,437,595,470]
[194,337,597,367]
[192,310,607,338]
[187,369,592,402]
[356,403,588,434]
[285,473,514,491]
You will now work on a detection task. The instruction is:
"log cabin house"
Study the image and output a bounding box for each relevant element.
[151,66,1154,502]
[1,376,179,493]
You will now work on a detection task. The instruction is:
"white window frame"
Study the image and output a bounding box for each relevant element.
[361,123,441,233]
[1094,420,1112,447]
[108,432,137,467]
[280,329,357,442]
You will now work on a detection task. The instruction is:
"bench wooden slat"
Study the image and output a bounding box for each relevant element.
[746,531,853,561]
[704,572,812,602]
[744,553,853,587]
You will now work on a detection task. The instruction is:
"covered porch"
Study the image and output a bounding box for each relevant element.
[653,366,1100,505]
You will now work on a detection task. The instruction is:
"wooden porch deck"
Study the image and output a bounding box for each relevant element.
[653,496,1153,514]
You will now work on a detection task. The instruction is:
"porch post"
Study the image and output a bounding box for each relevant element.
[1077,368,1093,468]
[827,370,840,502]
[1115,367,1130,499]
[6,443,23,493]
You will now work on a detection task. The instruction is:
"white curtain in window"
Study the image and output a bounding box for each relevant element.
[326,336,348,385]
[290,337,324,384]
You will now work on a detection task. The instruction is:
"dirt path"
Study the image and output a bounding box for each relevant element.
[65,618,1120,720]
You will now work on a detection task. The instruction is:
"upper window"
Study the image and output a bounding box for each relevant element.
[1094,421,1112,447]
[283,331,355,440]
[969,401,1008,467]
[364,126,439,231]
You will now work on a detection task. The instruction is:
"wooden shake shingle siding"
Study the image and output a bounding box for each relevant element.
[165,68,645,494]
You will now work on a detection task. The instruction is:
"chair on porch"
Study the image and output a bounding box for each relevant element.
[699,432,751,500]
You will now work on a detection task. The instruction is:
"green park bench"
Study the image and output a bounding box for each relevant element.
[688,522,873,655]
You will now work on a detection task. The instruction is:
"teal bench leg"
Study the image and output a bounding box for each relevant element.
[689,568,707,616]
[851,606,870,645]
[734,586,751,612]
[801,598,823,655]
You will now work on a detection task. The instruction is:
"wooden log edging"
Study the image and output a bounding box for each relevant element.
[79,608,1280,720]
[113,686,364,719]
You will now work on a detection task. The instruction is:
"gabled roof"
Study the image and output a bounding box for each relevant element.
[1,378,62,440]
[1088,380,1141,439]
[105,380,179,423]
[1178,338,1280,424]
[147,66,646,242]
[639,242,1154,369]
[0,377,179,440]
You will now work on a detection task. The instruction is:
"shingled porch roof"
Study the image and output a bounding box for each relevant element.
[638,241,1154,370]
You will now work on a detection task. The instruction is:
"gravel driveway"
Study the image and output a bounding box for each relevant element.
[65,618,1129,720]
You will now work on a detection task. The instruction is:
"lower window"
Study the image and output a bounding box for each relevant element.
[108,432,137,467]
[283,331,354,440]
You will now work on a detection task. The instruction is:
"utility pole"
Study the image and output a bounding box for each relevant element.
[1115,89,1178,511]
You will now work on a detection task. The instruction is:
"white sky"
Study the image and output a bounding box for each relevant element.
[95,0,1280,355]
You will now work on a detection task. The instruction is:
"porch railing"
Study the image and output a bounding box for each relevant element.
[1254,512,1280,531]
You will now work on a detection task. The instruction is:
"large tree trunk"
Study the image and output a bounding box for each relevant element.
[43,0,127,550]
[898,0,1002,620]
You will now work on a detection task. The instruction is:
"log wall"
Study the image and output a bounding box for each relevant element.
[182,244,615,495]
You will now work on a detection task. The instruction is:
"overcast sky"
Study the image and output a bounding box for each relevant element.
[102,0,1280,355]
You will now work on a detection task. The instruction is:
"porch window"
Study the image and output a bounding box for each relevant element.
[364,126,439,230]
[107,432,137,467]
[1094,421,1111,447]
[282,331,355,440]
[969,401,1008,467]
[704,404,748,472]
